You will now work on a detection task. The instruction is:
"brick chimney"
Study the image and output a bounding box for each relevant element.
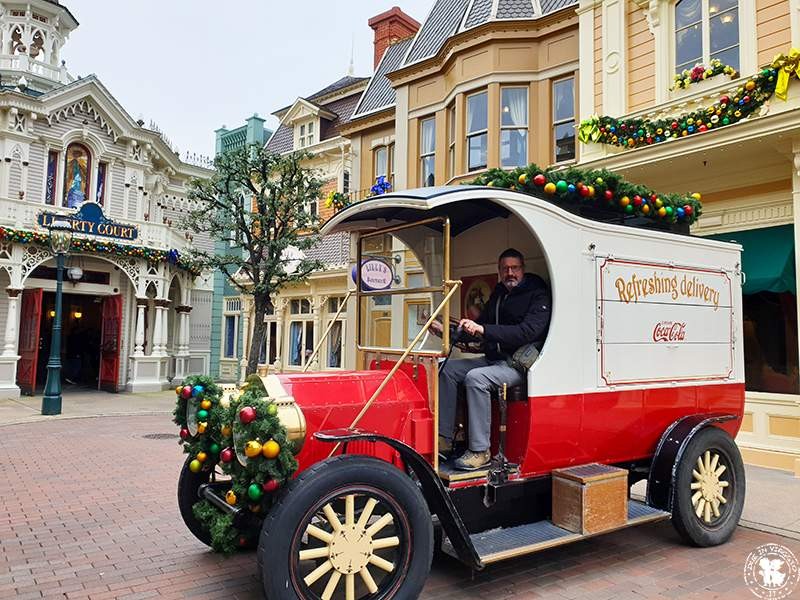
[368,7,421,69]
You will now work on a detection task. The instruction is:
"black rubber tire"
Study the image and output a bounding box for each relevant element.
[177,455,213,547]
[258,455,434,600]
[671,426,745,547]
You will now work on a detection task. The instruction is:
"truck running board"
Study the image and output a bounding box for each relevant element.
[441,500,670,566]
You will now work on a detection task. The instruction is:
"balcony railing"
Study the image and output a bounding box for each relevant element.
[0,197,193,252]
[0,54,72,84]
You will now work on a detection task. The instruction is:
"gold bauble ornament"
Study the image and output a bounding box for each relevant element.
[200,399,212,410]
[262,440,280,459]
[197,422,207,434]
[221,425,232,438]
[197,451,207,463]
[245,440,263,458]
[225,490,237,506]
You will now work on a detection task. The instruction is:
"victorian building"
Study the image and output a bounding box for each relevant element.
[0,0,214,398]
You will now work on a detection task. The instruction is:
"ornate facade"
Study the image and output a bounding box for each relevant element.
[0,0,214,398]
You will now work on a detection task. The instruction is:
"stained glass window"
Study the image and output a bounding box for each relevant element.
[45,150,58,206]
[63,143,91,208]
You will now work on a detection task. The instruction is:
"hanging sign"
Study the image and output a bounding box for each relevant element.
[38,201,139,241]
[352,257,394,291]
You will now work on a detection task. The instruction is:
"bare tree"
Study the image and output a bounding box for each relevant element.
[184,145,323,375]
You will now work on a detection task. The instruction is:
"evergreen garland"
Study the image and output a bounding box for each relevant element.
[468,164,702,224]
[173,374,298,554]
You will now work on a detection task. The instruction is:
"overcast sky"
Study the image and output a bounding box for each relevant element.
[63,1,433,159]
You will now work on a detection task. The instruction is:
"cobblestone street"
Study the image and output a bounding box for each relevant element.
[1,414,798,600]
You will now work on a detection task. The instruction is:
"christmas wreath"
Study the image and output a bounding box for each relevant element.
[173,375,298,554]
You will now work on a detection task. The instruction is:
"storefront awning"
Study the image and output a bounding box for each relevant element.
[705,225,796,295]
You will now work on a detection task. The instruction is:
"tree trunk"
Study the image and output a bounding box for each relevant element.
[247,295,270,376]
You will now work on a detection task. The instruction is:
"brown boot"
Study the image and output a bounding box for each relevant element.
[438,436,453,460]
[454,449,491,471]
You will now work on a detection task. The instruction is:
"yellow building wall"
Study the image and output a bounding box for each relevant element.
[353,122,397,194]
[627,0,654,112]
[756,0,791,66]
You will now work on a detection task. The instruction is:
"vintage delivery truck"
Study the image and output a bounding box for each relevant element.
[178,185,745,600]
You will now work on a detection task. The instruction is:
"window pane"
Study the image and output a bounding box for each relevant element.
[676,24,702,67]
[375,147,388,178]
[468,133,488,170]
[554,121,575,162]
[710,9,738,54]
[269,322,277,364]
[421,155,435,186]
[291,299,300,314]
[675,0,701,28]
[711,45,739,71]
[502,88,528,127]
[96,162,107,205]
[289,322,302,366]
[300,124,305,136]
[301,299,311,313]
[224,316,236,358]
[308,122,314,133]
[63,143,90,208]
[327,321,342,368]
[467,92,488,133]
[743,292,799,394]
[448,105,455,143]
[45,150,58,206]
[710,0,737,13]
[501,129,528,168]
[420,118,436,154]
[553,79,574,123]
[305,321,314,364]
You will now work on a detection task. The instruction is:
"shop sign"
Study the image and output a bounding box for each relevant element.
[352,258,394,291]
[38,202,138,241]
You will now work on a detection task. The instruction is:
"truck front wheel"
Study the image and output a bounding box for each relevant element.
[258,455,433,600]
[671,426,745,547]
[177,455,212,547]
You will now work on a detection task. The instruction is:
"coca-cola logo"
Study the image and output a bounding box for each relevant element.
[653,321,686,342]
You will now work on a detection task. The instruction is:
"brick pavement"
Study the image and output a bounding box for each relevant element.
[1,414,798,600]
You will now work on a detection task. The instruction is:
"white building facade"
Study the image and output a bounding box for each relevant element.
[0,0,213,398]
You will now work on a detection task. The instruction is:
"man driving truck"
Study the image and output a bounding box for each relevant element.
[435,248,551,470]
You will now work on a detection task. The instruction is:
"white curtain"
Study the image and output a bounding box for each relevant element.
[421,119,436,154]
[468,93,488,133]
[506,89,527,127]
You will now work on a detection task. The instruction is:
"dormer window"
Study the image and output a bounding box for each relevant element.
[298,121,315,148]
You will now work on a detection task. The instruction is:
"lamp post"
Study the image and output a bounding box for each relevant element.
[41,219,73,415]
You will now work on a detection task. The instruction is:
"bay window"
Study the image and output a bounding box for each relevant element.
[420,117,436,187]
[467,91,488,171]
[552,77,575,163]
[501,87,528,168]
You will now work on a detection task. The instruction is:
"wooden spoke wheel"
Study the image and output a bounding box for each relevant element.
[671,426,745,547]
[259,456,433,600]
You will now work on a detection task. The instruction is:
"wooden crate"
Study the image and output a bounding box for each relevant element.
[551,463,628,535]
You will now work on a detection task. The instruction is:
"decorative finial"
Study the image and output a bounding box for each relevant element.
[347,34,355,76]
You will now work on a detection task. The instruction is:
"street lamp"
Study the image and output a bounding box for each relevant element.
[41,218,73,415]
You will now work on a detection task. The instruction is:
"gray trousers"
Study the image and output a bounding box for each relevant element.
[438,357,523,452]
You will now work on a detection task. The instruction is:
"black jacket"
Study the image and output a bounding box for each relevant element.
[475,273,551,361]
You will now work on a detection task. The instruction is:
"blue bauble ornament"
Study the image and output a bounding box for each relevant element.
[567,184,576,194]
[687,126,694,133]
[192,385,204,397]
[677,207,685,219]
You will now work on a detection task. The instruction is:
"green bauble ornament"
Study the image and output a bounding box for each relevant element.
[248,483,263,502]
[197,409,209,420]
[665,206,674,217]
[266,403,278,417]
[722,117,730,125]
[624,204,634,214]
[209,442,221,455]
[555,180,568,193]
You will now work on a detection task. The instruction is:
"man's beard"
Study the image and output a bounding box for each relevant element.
[503,277,519,289]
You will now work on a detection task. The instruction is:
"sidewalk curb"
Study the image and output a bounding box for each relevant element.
[739,519,800,541]
[0,410,173,428]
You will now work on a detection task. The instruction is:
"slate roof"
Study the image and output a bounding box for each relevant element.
[402,0,578,66]
[351,38,414,119]
[265,77,367,154]
[305,232,350,267]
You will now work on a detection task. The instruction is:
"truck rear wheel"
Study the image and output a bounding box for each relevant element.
[671,426,745,547]
[258,455,433,600]
[177,455,212,547]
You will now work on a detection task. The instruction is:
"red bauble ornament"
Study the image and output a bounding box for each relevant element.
[743,96,750,103]
[578,184,590,197]
[650,194,657,202]
[720,95,730,105]
[671,122,678,130]
[179,428,190,440]
[604,190,613,201]
[262,479,281,493]
[220,447,234,463]
[181,386,192,399]
[684,205,693,216]
[698,124,707,132]
[239,406,257,424]
[533,174,546,186]
[633,196,643,207]
[620,123,627,130]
